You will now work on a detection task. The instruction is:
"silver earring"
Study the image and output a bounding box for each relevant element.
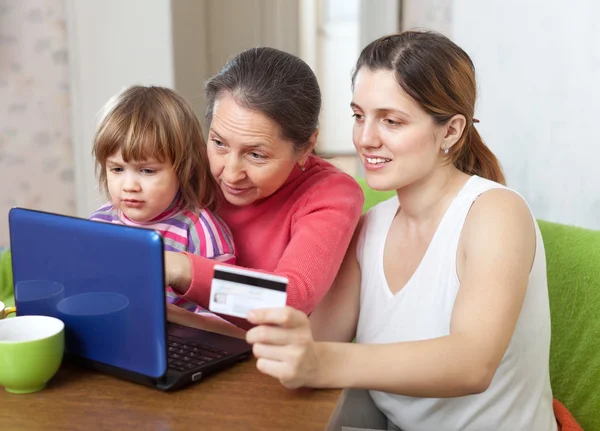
[443,147,449,155]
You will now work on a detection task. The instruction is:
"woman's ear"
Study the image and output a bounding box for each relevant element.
[441,114,467,150]
[299,129,319,164]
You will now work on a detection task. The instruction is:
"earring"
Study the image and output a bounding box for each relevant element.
[443,147,449,155]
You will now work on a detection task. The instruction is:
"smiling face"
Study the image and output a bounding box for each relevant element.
[206,93,304,206]
[106,151,180,222]
[352,68,454,191]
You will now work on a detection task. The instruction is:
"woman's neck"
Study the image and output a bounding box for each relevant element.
[395,166,469,224]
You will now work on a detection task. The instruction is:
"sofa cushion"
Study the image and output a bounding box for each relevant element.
[356,178,395,213]
[0,249,14,307]
[539,220,600,431]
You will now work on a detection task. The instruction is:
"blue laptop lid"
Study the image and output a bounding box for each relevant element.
[8,207,168,378]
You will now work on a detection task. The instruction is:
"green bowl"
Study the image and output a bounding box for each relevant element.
[0,315,65,394]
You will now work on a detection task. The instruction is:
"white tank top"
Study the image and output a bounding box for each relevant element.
[356,176,557,431]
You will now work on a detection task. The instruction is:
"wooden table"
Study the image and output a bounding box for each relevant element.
[0,312,342,430]
[0,360,341,430]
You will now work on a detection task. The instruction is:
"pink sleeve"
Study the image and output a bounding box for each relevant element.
[182,175,364,319]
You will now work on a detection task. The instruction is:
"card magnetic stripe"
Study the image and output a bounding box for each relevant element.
[213,270,287,292]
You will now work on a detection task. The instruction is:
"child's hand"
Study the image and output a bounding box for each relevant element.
[163,251,192,294]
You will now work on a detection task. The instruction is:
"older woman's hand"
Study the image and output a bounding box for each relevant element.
[246,307,328,389]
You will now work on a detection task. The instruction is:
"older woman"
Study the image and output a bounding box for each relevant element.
[165,47,364,329]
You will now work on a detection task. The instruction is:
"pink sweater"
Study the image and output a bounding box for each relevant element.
[182,155,364,319]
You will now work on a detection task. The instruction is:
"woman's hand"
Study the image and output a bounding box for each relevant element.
[246,306,329,389]
[164,251,192,295]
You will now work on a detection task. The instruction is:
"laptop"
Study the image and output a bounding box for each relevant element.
[8,207,252,391]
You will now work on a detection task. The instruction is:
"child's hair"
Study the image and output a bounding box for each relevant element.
[92,85,217,211]
[353,31,505,185]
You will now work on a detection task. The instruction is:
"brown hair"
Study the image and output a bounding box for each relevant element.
[352,31,505,185]
[92,85,217,210]
[204,47,321,154]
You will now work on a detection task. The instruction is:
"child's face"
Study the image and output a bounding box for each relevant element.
[106,151,180,222]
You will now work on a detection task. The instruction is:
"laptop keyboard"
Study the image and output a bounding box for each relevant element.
[167,335,230,372]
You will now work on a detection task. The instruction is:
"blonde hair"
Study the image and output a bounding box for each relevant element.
[92,85,217,211]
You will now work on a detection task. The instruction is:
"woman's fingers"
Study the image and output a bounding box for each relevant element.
[247,306,307,328]
[256,357,303,389]
[247,325,284,345]
[256,357,285,379]
[252,342,290,361]
[246,307,318,389]
[247,324,308,345]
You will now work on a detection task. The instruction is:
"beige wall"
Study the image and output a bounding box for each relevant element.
[401,0,452,35]
[69,0,301,218]
[173,0,300,125]
[0,0,74,246]
[0,0,359,248]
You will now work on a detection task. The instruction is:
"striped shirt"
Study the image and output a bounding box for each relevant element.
[89,196,236,314]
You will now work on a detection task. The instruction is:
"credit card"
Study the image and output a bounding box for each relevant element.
[209,265,288,319]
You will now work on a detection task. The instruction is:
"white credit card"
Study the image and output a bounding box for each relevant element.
[209,265,288,319]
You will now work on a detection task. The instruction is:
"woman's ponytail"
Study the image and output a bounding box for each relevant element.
[453,126,505,185]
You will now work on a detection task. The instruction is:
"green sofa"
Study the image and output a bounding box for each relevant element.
[1,180,597,429]
[0,249,14,309]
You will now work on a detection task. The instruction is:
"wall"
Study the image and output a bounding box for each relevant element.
[171,0,209,124]
[68,0,300,219]
[173,0,300,124]
[402,0,600,229]
[316,0,360,155]
[1,0,401,241]
[66,0,176,220]
[451,0,600,229]
[359,0,401,48]
[315,0,401,156]
[0,0,73,246]
[402,0,452,35]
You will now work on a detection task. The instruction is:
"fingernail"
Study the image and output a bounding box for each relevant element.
[247,311,256,321]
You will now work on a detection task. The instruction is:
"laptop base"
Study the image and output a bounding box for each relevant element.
[65,323,252,391]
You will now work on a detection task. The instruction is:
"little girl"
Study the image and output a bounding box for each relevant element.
[89,85,235,314]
